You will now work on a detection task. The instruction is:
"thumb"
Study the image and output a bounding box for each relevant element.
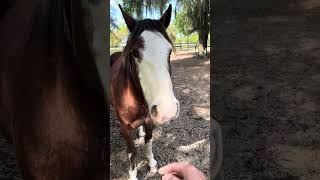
[162,173,182,180]
[159,163,186,175]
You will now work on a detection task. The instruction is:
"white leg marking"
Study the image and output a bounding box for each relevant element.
[128,166,138,180]
[145,138,158,173]
[128,153,138,180]
[138,126,146,138]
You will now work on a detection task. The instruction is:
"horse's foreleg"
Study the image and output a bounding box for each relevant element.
[121,125,138,180]
[144,118,157,173]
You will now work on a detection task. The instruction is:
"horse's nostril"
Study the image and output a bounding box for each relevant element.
[151,105,158,118]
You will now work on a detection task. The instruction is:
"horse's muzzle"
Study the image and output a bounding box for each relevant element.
[150,99,180,125]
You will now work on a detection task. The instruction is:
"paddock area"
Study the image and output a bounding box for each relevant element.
[110,53,210,179]
[213,12,320,180]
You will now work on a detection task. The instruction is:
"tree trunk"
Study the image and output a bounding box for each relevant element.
[197,0,209,57]
[198,29,208,56]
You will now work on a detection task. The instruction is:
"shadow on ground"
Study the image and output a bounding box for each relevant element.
[213,2,320,179]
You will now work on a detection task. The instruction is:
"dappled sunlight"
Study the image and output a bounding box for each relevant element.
[182,88,191,95]
[213,6,320,179]
[267,16,290,23]
[299,101,318,112]
[178,138,209,153]
[170,54,197,61]
[263,43,282,55]
[231,86,255,101]
[191,72,210,80]
[203,60,210,65]
[175,138,210,172]
[302,0,320,10]
[300,38,320,51]
[268,144,320,176]
[193,107,210,121]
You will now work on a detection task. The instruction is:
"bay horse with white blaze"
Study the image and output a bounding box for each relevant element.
[110,4,180,180]
[0,0,108,179]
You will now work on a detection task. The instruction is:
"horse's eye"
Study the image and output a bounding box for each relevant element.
[131,49,139,58]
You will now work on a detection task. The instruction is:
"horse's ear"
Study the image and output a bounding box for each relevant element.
[119,4,136,32]
[159,4,172,29]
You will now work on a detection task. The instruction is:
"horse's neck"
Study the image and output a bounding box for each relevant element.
[67,0,106,103]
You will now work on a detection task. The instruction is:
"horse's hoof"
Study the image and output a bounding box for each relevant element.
[128,176,138,180]
[150,165,158,174]
[149,159,158,174]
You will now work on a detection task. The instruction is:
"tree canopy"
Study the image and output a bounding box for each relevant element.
[111,0,210,55]
[110,24,129,47]
[111,22,198,46]
[175,0,210,54]
[121,0,171,19]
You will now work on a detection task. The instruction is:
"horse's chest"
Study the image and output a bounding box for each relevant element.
[111,59,148,121]
[111,83,148,120]
[120,87,139,107]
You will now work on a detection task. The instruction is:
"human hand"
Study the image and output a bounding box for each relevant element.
[158,162,206,180]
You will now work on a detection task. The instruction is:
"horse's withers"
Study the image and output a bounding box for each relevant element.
[137,30,180,126]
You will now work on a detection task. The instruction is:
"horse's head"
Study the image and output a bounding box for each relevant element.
[119,4,180,126]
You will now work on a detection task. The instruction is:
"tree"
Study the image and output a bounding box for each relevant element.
[110,23,129,47]
[121,0,170,19]
[175,0,209,56]
[166,23,177,43]
[119,0,210,56]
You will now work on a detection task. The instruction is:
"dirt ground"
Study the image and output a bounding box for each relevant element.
[0,137,21,180]
[213,12,320,180]
[110,53,210,180]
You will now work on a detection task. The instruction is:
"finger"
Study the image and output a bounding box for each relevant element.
[159,163,186,175]
[162,173,182,180]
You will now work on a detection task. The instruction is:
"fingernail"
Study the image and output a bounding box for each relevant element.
[158,167,165,174]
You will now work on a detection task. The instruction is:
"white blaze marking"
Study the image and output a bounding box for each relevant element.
[137,31,178,122]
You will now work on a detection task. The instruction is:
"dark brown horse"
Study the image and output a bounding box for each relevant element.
[0,0,108,179]
[110,4,180,180]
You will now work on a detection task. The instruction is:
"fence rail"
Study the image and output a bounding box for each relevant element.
[110,43,210,54]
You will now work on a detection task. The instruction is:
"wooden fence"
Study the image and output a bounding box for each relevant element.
[110,42,210,54]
